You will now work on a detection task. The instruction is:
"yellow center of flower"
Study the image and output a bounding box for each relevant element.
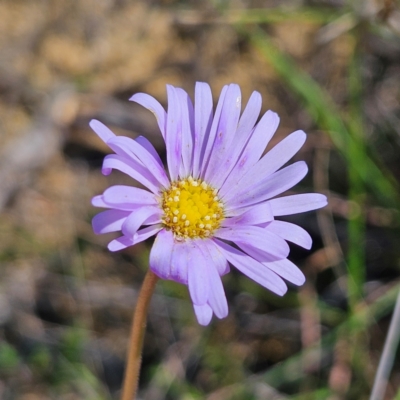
[161,177,224,240]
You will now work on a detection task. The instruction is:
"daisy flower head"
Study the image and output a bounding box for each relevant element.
[91,82,327,326]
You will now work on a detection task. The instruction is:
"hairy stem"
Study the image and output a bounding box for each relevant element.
[121,270,159,400]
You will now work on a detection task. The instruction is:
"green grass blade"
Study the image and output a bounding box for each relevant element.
[347,38,366,309]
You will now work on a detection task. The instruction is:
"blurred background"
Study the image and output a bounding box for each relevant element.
[1,0,400,399]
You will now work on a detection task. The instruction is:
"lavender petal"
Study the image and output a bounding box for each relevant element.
[222,202,273,225]
[220,110,279,198]
[187,241,209,305]
[202,239,230,276]
[193,303,213,326]
[89,119,116,143]
[108,224,162,252]
[204,84,242,187]
[212,90,262,187]
[175,88,194,177]
[225,161,308,210]
[129,93,167,139]
[263,258,305,286]
[200,85,228,176]
[92,209,130,234]
[207,263,228,319]
[149,229,174,280]
[215,239,287,296]
[107,135,169,188]
[193,82,213,178]
[102,154,161,194]
[91,195,109,208]
[215,226,290,261]
[236,130,306,190]
[121,205,161,238]
[135,136,164,168]
[170,241,189,285]
[265,220,312,249]
[269,193,328,216]
[166,85,182,181]
[102,185,158,210]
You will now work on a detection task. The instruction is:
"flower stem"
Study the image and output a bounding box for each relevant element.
[121,270,159,400]
[370,289,400,400]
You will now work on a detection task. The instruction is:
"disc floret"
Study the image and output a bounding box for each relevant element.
[161,177,224,240]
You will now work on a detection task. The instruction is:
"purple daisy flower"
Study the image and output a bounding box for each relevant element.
[91,82,327,326]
